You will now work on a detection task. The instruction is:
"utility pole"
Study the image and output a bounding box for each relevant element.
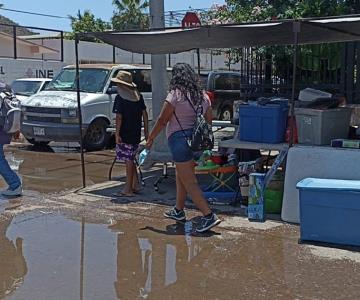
[149,0,168,153]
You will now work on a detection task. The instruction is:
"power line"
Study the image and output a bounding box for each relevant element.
[0,6,210,20]
[0,5,212,29]
[0,7,69,19]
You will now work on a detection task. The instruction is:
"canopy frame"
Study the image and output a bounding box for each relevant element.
[75,14,360,187]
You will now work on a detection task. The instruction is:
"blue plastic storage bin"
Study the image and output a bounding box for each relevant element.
[296,178,360,247]
[239,103,288,143]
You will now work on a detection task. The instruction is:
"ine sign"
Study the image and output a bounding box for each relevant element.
[181,12,201,28]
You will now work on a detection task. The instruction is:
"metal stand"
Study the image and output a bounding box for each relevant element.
[108,158,175,192]
[108,157,144,186]
[153,163,175,192]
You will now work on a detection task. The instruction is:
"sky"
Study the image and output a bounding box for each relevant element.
[0,0,226,32]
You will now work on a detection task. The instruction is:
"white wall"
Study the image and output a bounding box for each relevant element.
[0,37,243,84]
[61,40,241,71]
[0,58,65,84]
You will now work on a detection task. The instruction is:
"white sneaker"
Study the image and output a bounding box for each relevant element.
[1,185,23,197]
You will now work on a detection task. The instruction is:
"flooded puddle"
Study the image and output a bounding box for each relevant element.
[1,212,360,299]
[2,148,122,193]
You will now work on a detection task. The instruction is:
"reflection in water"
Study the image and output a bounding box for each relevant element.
[0,213,360,299]
[6,152,24,172]
[138,238,152,298]
[113,220,201,299]
[0,215,27,299]
[165,244,177,287]
[25,145,55,153]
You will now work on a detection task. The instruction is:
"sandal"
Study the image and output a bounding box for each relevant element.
[133,188,142,194]
[112,191,135,197]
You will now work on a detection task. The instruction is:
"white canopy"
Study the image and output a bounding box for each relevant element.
[80,15,360,54]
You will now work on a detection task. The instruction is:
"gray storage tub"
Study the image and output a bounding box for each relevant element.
[295,107,352,145]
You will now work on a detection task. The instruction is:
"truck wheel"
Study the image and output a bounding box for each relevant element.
[219,106,233,121]
[84,119,110,151]
[27,139,50,147]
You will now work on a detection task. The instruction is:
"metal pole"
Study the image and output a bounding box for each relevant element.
[60,31,64,62]
[80,217,85,300]
[75,35,86,188]
[150,0,168,153]
[290,21,300,147]
[13,25,17,59]
[197,48,201,75]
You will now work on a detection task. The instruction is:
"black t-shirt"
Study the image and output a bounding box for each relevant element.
[112,94,146,145]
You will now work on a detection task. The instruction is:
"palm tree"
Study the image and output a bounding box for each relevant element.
[112,0,149,30]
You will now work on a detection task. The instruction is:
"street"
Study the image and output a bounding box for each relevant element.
[1,139,360,299]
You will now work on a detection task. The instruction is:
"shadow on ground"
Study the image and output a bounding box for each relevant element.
[81,167,252,217]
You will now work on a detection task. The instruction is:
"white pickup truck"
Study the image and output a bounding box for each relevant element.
[20,64,156,150]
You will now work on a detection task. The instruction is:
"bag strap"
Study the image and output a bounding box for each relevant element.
[184,93,203,115]
[172,92,204,142]
[173,110,190,142]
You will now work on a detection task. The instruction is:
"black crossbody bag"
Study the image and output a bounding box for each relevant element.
[173,95,214,152]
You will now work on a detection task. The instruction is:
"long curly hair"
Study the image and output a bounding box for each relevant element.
[169,63,204,106]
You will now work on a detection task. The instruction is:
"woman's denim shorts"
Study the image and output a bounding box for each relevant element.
[168,129,194,163]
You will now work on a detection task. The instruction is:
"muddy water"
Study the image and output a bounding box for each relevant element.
[1,213,360,300]
[2,126,234,194]
[2,147,124,193]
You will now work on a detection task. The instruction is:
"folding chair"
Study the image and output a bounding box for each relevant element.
[195,165,238,193]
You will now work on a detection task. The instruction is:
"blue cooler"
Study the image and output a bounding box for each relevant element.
[296,178,360,247]
[239,102,288,143]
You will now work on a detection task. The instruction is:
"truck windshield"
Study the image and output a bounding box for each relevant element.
[44,68,109,93]
[11,80,42,96]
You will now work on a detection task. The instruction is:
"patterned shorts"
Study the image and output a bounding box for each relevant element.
[116,143,139,162]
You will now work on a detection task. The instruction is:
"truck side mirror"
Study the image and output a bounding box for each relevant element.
[107,86,117,94]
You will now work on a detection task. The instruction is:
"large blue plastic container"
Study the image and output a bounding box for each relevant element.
[239,103,289,143]
[296,178,360,247]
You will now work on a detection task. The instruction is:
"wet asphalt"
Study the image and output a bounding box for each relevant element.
[1,138,360,299]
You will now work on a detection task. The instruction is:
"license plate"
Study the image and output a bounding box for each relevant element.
[33,127,45,136]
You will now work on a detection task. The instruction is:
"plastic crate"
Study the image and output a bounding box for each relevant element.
[239,103,289,143]
[295,107,352,145]
[297,178,360,247]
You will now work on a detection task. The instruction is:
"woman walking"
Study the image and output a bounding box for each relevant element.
[112,71,149,197]
[146,63,221,233]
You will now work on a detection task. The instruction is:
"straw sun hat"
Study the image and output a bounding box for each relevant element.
[111,71,140,101]
[111,71,137,88]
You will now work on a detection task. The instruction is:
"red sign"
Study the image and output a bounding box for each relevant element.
[181,12,201,28]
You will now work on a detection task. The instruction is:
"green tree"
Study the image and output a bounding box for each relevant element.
[67,10,111,41]
[112,0,149,31]
[205,1,355,79]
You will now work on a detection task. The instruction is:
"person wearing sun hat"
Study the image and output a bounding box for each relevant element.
[112,71,149,197]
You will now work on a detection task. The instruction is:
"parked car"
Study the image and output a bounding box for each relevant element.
[11,78,51,101]
[20,64,170,151]
[200,71,247,121]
